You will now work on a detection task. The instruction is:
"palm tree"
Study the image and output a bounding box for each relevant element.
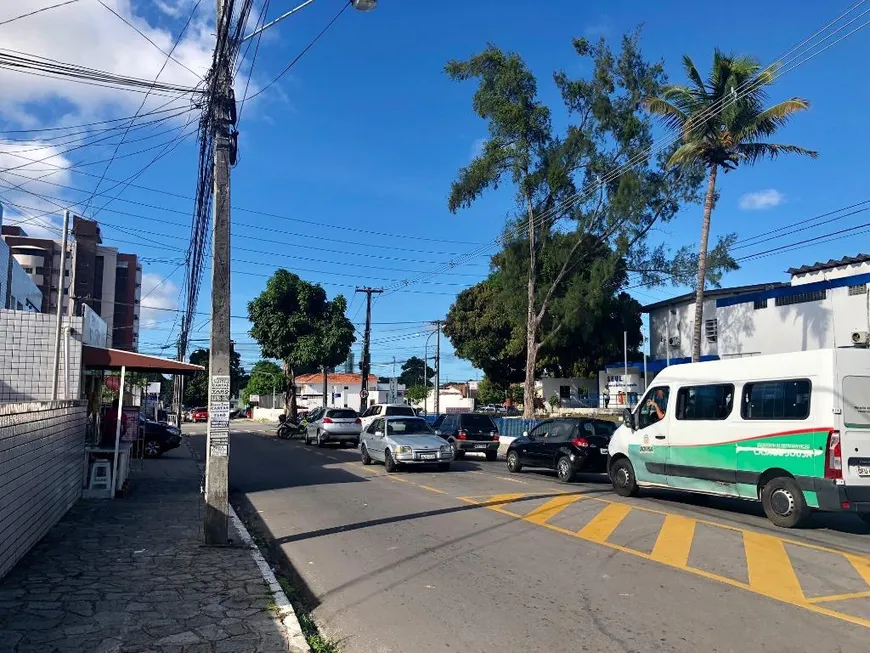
[643,50,818,362]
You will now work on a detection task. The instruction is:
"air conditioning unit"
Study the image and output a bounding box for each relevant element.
[852,331,870,346]
[668,336,681,347]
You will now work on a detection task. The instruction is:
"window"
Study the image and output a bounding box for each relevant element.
[327,409,357,419]
[559,385,571,400]
[705,319,718,343]
[742,379,811,420]
[528,421,552,439]
[586,420,617,436]
[849,283,867,296]
[22,266,34,273]
[368,418,385,433]
[775,290,825,307]
[637,387,670,430]
[547,421,574,442]
[676,384,734,420]
[754,298,768,310]
[460,414,497,431]
[385,405,415,417]
[386,418,432,435]
[34,267,44,275]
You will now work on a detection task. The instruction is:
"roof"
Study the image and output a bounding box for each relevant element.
[787,253,870,276]
[641,282,786,312]
[82,346,204,374]
[295,372,378,385]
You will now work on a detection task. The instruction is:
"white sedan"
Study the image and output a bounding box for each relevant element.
[360,417,453,472]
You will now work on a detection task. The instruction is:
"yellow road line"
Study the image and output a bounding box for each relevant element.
[524,494,584,525]
[846,553,870,586]
[651,514,696,568]
[496,476,528,484]
[577,503,632,543]
[482,493,529,517]
[387,475,410,483]
[418,484,448,495]
[744,531,805,603]
[807,589,870,604]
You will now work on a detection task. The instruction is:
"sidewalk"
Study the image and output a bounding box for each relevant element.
[0,443,293,653]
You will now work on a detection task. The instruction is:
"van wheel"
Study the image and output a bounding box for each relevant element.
[761,476,810,528]
[610,458,638,497]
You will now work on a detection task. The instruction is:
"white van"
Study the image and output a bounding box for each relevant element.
[608,348,870,528]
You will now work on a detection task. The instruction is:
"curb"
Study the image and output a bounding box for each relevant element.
[185,439,310,653]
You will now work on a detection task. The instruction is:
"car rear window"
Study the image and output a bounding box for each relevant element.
[589,421,616,436]
[327,409,357,419]
[461,414,497,431]
[385,406,416,417]
[432,415,446,429]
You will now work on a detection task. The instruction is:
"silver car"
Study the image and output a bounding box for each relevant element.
[360,417,453,472]
[305,408,361,447]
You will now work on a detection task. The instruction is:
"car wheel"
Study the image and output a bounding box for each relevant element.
[485,451,497,462]
[144,440,162,458]
[438,463,451,472]
[316,431,325,448]
[556,456,575,483]
[304,432,311,445]
[361,444,373,466]
[761,476,810,528]
[506,451,522,473]
[384,450,398,473]
[610,458,639,497]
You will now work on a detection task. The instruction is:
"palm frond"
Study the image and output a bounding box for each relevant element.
[681,54,707,96]
[735,98,812,141]
[734,142,819,165]
[640,96,688,131]
[667,141,708,168]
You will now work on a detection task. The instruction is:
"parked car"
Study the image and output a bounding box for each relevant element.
[360,416,453,472]
[305,408,362,447]
[430,414,448,430]
[434,413,500,460]
[506,418,616,482]
[359,403,417,431]
[191,407,208,423]
[138,415,182,458]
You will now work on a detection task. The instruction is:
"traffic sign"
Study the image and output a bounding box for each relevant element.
[359,389,369,399]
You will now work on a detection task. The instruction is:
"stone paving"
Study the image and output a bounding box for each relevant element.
[0,442,290,653]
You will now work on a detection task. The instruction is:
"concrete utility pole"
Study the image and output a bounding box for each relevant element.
[204,0,233,546]
[355,287,383,412]
[51,210,70,401]
[433,320,442,414]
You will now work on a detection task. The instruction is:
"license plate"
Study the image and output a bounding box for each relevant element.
[474,444,487,449]
[420,453,436,460]
[857,465,870,477]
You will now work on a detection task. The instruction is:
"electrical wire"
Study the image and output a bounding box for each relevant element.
[0,1,80,28]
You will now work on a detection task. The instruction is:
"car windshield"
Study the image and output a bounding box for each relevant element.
[385,406,416,417]
[328,409,357,419]
[462,414,497,431]
[431,415,447,429]
[386,418,433,435]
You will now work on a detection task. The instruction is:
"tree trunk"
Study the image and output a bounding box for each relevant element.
[523,194,538,419]
[283,360,297,420]
[692,165,718,363]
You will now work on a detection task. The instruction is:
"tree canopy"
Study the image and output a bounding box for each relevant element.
[398,356,435,388]
[475,377,505,407]
[242,360,284,405]
[183,347,246,407]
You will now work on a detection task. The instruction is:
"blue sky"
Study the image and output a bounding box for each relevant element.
[3,0,870,380]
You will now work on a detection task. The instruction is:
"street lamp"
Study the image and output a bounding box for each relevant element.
[242,0,377,42]
[423,329,438,413]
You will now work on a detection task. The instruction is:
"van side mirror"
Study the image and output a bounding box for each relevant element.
[622,408,635,431]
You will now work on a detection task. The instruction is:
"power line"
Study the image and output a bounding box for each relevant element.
[0,1,80,28]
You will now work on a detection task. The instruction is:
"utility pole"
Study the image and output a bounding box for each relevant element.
[433,320,442,414]
[204,0,233,546]
[355,287,383,412]
[51,210,70,401]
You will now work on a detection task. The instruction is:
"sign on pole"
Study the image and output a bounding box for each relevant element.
[388,377,398,403]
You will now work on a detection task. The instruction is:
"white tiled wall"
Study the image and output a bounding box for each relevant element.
[0,310,83,402]
[0,400,86,579]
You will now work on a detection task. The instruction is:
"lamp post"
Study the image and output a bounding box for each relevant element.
[423,329,437,414]
[242,0,377,42]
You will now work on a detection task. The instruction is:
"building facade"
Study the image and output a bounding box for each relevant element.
[644,254,870,364]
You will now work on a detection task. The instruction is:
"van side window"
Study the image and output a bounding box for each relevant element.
[637,387,670,429]
[676,384,734,421]
[742,379,811,420]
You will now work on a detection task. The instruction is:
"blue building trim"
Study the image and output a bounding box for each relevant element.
[605,355,719,374]
[715,271,870,308]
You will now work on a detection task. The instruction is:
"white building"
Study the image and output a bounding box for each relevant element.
[644,254,870,363]
[295,372,405,410]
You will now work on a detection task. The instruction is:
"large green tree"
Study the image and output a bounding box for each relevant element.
[242,360,284,405]
[183,347,246,407]
[446,31,703,416]
[643,51,817,361]
[475,377,506,407]
[398,356,435,388]
[247,270,355,419]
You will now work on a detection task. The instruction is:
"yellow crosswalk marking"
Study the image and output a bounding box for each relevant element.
[744,531,805,603]
[482,493,528,515]
[650,514,695,568]
[577,503,632,543]
[524,494,583,525]
[846,553,870,587]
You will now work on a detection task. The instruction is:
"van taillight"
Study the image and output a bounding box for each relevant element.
[825,430,842,480]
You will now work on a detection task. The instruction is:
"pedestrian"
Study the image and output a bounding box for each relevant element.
[603,387,610,409]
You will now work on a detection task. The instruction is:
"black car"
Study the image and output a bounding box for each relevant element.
[430,414,448,430]
[138,416,182,458]
[435,413,500,460]
[506,418,616,482]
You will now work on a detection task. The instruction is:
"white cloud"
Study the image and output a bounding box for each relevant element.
[469,137,486,161]
[140,272,180,328]
[739,189,786,211]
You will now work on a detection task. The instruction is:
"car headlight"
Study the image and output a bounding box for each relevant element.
[440,445,451,454]
[396,445,412,454]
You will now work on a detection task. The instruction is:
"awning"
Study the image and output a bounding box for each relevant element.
[82,346,204,374]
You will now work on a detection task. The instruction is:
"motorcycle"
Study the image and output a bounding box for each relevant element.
[276,414,305,440]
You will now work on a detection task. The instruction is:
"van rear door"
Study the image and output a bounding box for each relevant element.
[840,375,870,487]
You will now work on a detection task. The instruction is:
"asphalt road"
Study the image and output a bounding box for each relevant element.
[187,422,870,653]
